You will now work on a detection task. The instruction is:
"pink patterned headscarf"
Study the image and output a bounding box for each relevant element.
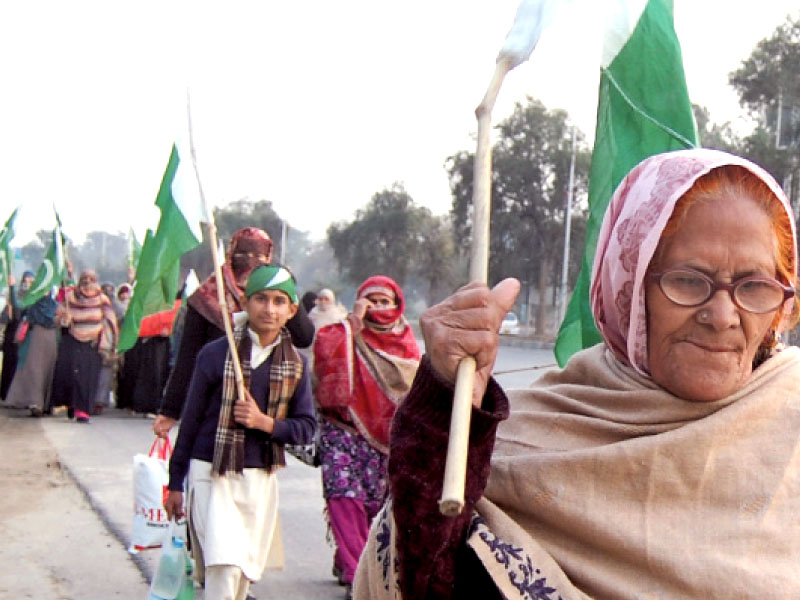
[590,148,797,376]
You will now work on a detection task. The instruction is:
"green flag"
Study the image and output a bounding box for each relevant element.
[128,227,142,270]
[0,207,19,289]
[22,223,66,307]
[554,0,697,366]
[118,142,207,352]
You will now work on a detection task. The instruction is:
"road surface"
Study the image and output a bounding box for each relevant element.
[1,339,556,599]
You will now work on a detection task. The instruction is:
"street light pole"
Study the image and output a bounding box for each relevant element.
[280,220,288,264]
[558,126,576,328]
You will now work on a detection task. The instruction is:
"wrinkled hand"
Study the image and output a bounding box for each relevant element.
[164,490,185,520]
[153,415,176,438]
[7,274,16,286]
[420,278,520,407]
[234,389,271,431]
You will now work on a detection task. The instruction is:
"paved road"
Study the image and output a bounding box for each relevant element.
[42,412,339,599]
[30,340,556,599]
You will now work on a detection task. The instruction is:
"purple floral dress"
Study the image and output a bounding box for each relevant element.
[319,418,388,515]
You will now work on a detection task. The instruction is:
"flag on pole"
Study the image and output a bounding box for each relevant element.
[128,227,142,270]
[0,207,19,289]
[22,219,66,307]
[498,0,571,68]
[118,140,208,352]
[554,0,697,365]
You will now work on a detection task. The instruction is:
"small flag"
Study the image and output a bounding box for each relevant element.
[498,0,570,69]
[129,227,142,270]
[554,0,697,365]
[22,218,66,307]
[118,140,208,352]
[0,207,19,289]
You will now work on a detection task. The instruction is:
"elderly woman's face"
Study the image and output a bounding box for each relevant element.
[646,193,778,402]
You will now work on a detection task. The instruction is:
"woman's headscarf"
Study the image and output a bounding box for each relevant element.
[17,270,35,298]
[356,275,416,355]
[64,269,118,352]
[187,227,273,331]
[75,269,101,300]
[300,291,318,314]
[590,148,797,375]
[308,288,347,331]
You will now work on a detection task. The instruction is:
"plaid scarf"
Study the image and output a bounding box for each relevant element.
[212,324,303,476]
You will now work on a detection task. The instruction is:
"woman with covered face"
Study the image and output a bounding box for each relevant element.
[4,282,60,417]
[354,149,800,599]
[50,269,118,423]
[0,270,34,400]
[152,227,315,438]
[313,276,421,596]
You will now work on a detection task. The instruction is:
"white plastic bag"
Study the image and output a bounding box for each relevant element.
[129,437,172,553]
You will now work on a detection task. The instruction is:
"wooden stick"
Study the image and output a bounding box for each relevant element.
[207,221,247,405]
[186,93,246,405]
[439,57,512,517]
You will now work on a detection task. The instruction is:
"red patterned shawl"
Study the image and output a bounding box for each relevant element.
[186,263,245,332]
[313,276,420,453]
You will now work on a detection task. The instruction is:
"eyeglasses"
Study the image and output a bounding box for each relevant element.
[649,268,795,314]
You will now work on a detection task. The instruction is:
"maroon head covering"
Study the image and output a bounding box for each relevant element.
[228,227,273,280]
[188,227,273,331]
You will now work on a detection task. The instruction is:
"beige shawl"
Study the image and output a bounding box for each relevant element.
[357,343,800,599]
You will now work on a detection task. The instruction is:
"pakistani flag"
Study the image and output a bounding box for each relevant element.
[118,141,208,352]
[0,207,19,289]
[22,223,66,307]
[554,0,697,365]
[128,227,142,270]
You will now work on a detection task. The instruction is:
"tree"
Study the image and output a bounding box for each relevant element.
[693,104,741,153]
[446,97,590,335]
[327,183,453,305]
[214,199,284,257]
[729,13,800,204]
[70,231,129,284]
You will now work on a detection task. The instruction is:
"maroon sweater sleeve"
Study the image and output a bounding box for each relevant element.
[388,355,509,600]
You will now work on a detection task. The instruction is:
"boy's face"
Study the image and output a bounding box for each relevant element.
[245,289,297,341]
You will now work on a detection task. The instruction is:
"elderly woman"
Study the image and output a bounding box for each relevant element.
[354,149,800,599]
[50,270,118,423]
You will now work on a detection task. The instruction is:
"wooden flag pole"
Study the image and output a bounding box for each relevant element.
[206,222,247,405]
[439,56,513,517]
[186,94,247,406]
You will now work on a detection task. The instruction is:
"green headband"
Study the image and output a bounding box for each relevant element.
[245,265,298,303]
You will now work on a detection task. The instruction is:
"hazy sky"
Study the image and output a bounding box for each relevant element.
[1,1,797,246]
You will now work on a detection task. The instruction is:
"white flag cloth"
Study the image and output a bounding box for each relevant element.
[498,0,571,69]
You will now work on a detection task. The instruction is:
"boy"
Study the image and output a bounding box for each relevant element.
[165,265,316,600]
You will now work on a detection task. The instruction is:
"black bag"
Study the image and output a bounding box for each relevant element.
[284,441,320,467]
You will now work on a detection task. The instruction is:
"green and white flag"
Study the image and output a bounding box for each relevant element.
[554,0,697,365]
[128,227,142,270]
[0,206,19,289]
[118,139,209,352]
[22,220,66,307]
